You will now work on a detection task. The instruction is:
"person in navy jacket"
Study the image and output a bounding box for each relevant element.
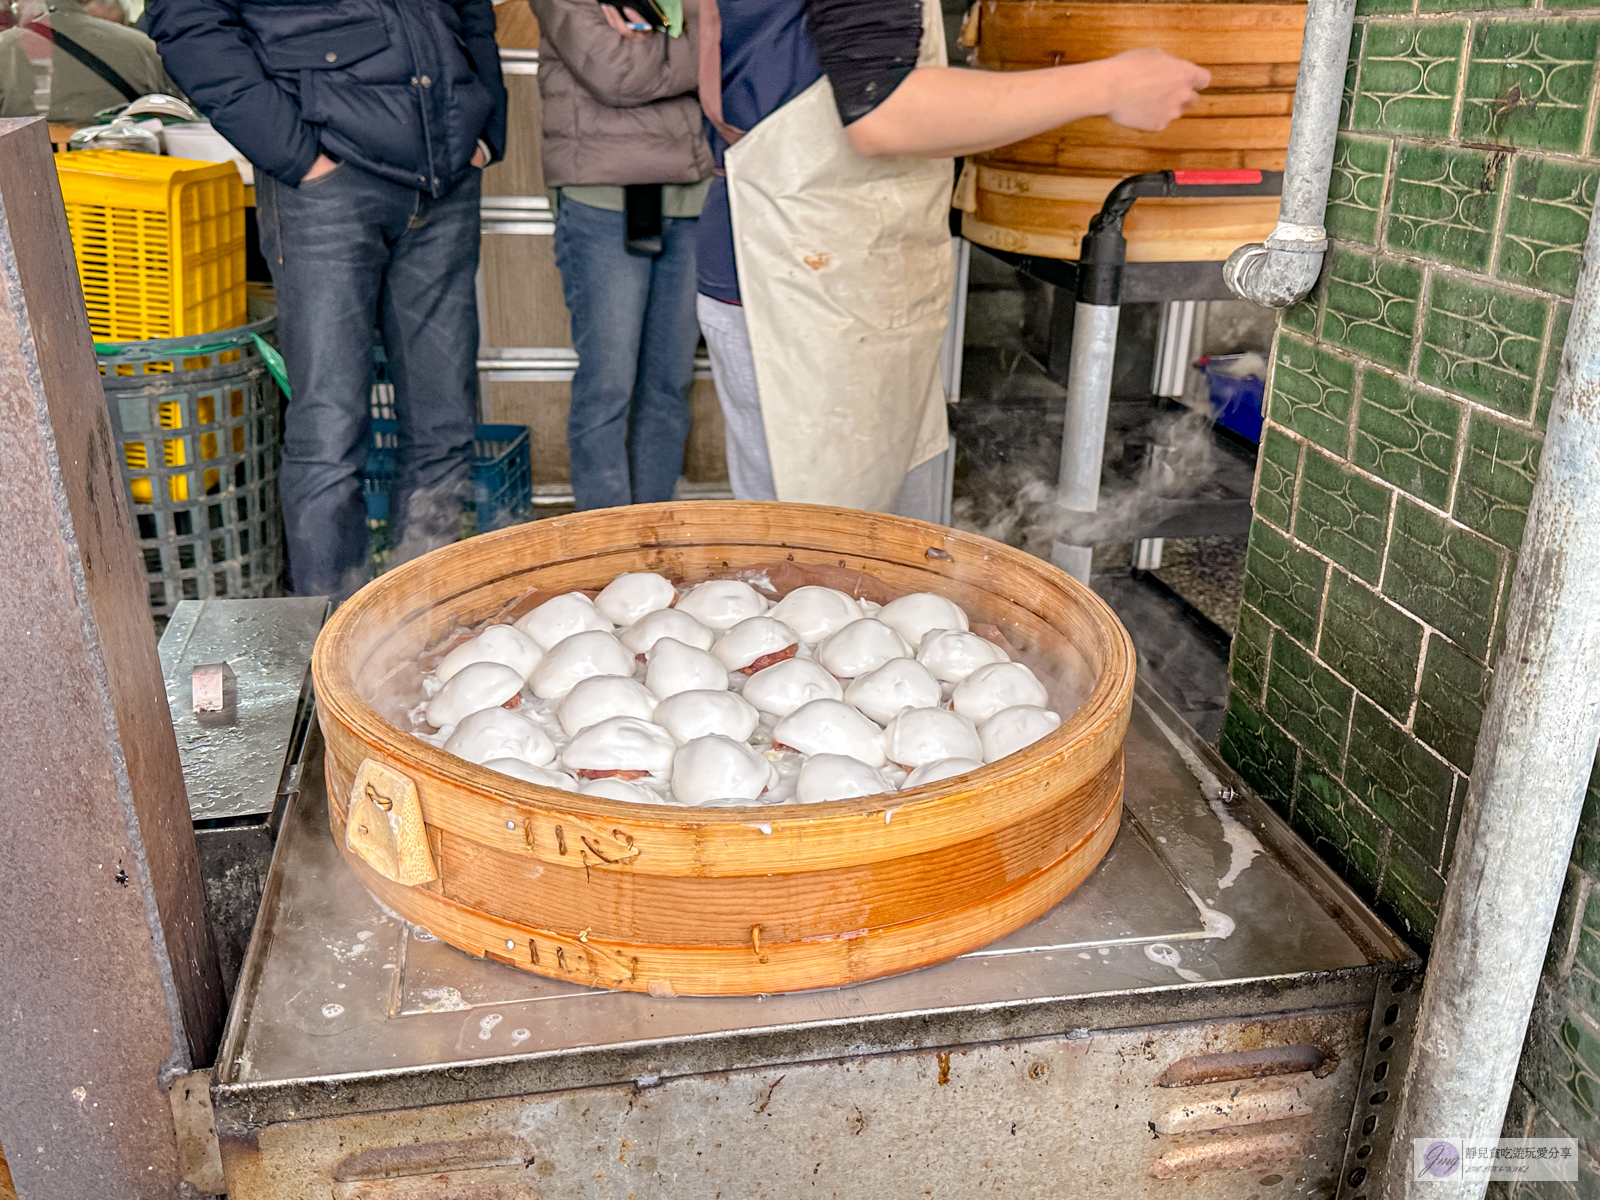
[148,0,507,601]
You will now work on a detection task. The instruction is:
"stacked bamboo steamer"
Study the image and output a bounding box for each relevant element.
[957,0,1306,262]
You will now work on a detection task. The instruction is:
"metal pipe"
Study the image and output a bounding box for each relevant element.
[1379,200,1600,1199]
[1223,0,1356,307]
[1051,300,1120,582]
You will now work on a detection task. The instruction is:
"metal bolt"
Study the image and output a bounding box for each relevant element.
[504,939,515,951]
[506,820,515,830]
[324,51,337,62]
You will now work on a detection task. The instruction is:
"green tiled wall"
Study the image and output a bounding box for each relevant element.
[1218,0,1600,1177]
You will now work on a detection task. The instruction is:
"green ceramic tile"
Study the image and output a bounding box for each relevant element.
[1418,275,1549,420]
[1242,520,1330,645]
[1461,19,1600,154]
[1293,451,1394,584]
[1564,887,1600,1021]
[1385,145,1507,270]
[1383,498,1504,658]
[1414,635,1492,773]
[1568,754,1600,879]
[1357,0,1412,17]
[1292,769,1386,893]
[1266,632,1355,770]
[1539,304,1571,428]
[1320,571,1426,718]
[1281,295,1321,338]
[1346,697,1456,862]
[1220,693,1299,809]
[1354,369,1463,509]
[1454,412,1544,548]
[1499,158,1598,297]
[1322,249,1423,372]
[1340,25,1364,131]
[1254,425,1303,532]
[1230,603,1272,703]
[1268,335,1357,454]
[1327,135,1394,245]
[1352,22,1467,138]
[1379,833,1447,941]
[1519,1001,1600,1147]
[1419,0,1532,14]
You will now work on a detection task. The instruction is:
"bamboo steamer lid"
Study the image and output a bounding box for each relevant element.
[312,503,1137,997]
[961,0,1306,261]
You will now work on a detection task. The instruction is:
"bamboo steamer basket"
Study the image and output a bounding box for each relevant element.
[312,503,1136,996]
[959,0,1305,261]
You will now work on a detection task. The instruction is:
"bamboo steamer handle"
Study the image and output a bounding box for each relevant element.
[346,759,438,887]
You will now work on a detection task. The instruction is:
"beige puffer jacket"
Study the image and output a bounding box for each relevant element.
[530,0,712,188]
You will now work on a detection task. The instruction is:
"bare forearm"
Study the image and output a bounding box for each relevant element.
[846,65,1112,159]
[845,50,1210,159]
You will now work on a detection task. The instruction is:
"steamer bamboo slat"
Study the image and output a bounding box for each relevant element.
[312,504,1136,995]
[960,0,1305,262]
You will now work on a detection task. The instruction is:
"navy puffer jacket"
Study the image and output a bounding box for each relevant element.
[147,0,506,195]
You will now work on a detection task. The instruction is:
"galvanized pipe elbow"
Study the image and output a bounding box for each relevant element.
[1226,0,1357,308]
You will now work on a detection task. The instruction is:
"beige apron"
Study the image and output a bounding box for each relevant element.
[722,0,953,511]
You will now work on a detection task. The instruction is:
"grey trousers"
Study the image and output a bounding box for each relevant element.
[696,294,948,522]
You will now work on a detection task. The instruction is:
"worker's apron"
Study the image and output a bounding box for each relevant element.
[720,0,954,511]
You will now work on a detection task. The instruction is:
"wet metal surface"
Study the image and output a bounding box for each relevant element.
[159,597,328,820]
[214,682,1414,1128]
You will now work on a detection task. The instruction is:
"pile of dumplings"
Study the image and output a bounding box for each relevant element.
[406,572,1066,809]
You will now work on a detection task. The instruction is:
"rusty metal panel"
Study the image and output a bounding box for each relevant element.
[220,1009,1365,1199]
[0,116,223,1196]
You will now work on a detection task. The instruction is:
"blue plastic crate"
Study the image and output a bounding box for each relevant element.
[363,420,532,531]
[1200,354,1265,444]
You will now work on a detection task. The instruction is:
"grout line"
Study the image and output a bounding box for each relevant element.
[1445,394,1472,516]
[1406,628,1429,730]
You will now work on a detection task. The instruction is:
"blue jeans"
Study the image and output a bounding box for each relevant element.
[257,162,481,600]
[553,197,698,510]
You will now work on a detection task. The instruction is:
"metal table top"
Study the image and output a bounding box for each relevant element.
[213,683,1414,1126]
[159,597,328,821]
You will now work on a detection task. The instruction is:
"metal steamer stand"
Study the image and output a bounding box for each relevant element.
[979,169,1286,582]
[194,604,1418,1200]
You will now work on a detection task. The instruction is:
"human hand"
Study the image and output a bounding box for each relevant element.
[471,144,489,168]
[301,152,338,183]
[1093,49,1210,132]
[600,4,651,41]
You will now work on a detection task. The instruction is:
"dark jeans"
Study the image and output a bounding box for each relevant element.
[553,196,698,510]
[257,162,481,600]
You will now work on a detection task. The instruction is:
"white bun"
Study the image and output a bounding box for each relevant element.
[671,735,776,805]
[768,586,864,642]
[482,758,579,790]
[557,675,658,736]
[712,616,800,671]
[529,630,634,700]
[980,705,1063,763]
[644,637,730,700]
[579,776,662,804]
[560,716,676,775]
[843,657,941,725]
[795,753,893,804]
[917,628,1010,683]
[815,618,913,679]
[674,580,769,631]
[884,706,982,769]
[595,572,677,626]
[652,689,761,745]
[903,757,985,788]
[513,592,613,650]
[443,707,555,767]
[436,624,543,683]
[619,607,715,655]
[425,662,524,728]
[773,699,887,768]
[877,592,970,646]
[741,657,844,717]
[951,661,1050,725]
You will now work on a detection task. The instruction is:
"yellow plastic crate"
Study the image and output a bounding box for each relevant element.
[55,150,246,342]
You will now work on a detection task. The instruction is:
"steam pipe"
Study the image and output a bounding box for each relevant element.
[1223,0,1356,307]
[1379,199,1600,1198]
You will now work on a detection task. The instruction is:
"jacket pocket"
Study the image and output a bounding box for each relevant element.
[260,18,391,72]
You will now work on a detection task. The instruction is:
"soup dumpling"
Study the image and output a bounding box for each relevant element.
[713,616,800,673]
[435,623,543,683]
[595,571,677,627]
[557,675,658,736]
[645,637,730,699]
[903,757,985,788]
[917,628,1010,684]
[796,753,893,804]
[425,662,524,728]
[844,657,941,725]
[877,592,970,647]
[675,579,769,631]
[561,716,677,780]
[483,758,579,790]
[773,699,887,768]
[513,592,614,650]
[815,619,912,679]
[951,661,1051,725]
[769,586,864,643]
[443,707,555,766]
[529,630,635,700]
[980,705,1063,763]
[742,657,844,718]
[652,689,761,745]
[671,735,775,805]
[884,707,982,769]
[619,607,715,657]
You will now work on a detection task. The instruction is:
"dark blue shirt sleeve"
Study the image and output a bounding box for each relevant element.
[453,0,507,160]
[802,0,923,127]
